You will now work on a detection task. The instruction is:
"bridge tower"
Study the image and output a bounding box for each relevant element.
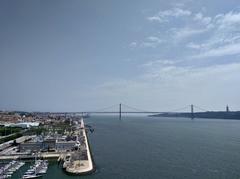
[191,104,194,120]
[226,105,229,112]
[119,103,122,120]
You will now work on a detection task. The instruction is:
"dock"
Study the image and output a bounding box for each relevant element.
[64,119,94,175]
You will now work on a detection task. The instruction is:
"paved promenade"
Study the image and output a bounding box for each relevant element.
[65,119,94,174]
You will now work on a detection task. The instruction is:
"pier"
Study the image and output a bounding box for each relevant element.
[63,119,94,175]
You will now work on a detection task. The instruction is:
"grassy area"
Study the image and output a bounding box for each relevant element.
[24,123,70,135]
[24,126,47,135]
[0,127,21,136]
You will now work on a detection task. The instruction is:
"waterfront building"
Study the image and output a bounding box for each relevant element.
[56,141,75,151]
[19,142,43,152]
[43,138,56,150]
[19,136,77,152]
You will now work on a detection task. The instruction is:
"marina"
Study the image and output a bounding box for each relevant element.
[0,160,25,178]
[0,117,95,178]
[22,160,48,179]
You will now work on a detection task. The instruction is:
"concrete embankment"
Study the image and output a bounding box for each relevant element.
[65,119,95,175]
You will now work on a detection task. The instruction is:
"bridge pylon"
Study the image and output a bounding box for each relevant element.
[119,103,122,120]
[191,104,194,120]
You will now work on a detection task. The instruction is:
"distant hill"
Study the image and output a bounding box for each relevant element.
[150,111,240,120]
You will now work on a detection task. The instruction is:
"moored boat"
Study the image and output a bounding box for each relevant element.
[22,174,42,179]
[22,160,48,179]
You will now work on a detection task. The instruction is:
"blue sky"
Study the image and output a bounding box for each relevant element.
[1,0,240,112]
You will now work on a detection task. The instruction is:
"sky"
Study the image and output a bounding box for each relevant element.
[0,0,240,112]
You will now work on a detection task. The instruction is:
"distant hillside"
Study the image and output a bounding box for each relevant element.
[150,111,240,120]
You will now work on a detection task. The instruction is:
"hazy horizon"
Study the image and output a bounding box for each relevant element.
[1,0,240,112]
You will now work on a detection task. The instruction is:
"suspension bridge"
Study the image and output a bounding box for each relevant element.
[71,103,209,120]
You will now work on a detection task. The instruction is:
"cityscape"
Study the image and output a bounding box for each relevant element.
[0,111,94,178]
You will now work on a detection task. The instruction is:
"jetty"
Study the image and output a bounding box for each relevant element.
[62,119,94,175]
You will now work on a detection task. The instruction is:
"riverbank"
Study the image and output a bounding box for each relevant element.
[150,111,240,119]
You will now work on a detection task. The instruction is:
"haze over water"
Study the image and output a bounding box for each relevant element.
[13,116,240,179]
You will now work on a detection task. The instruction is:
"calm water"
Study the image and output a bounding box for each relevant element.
[12,116,240,179]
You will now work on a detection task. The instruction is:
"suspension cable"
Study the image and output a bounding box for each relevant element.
[193,105,208,112]
[91,104,119,112]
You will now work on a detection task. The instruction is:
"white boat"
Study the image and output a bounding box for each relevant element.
[38,169,47,174]
[22,159,48,179]
[7,168,16,172]
[2,174,11,178]
[27,168,36,172]
[16,162,25,169]
[24,171,35,175]
[22,174,42,179]
[5,171,13,175]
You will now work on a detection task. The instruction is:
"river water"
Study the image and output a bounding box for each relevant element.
[12,115,240,179]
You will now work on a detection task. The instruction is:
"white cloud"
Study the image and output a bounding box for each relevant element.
[141,59,175,68]
[216,11,240,27]
[188,11,240,58]
[129,42,137,47]
[160,8,192,17]
[147,8,214,42]
[193,42,240,58]
[147,36,162,43]
[132,9,240,73]
[147,8,192,23]
[121,9,240,110]
[141,36,163,48]
[147,16,165,23]
[193,12,212,25]
[186,42,203,49]
[172,27,208,41]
